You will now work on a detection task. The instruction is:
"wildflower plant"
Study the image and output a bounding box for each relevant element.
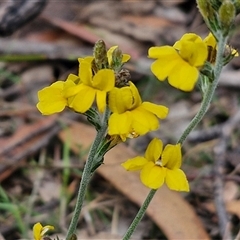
[34,1,239,239]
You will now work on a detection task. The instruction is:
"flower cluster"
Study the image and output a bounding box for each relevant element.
[37,42,169,142]
[37,30,238,192]
[149,32,238,92]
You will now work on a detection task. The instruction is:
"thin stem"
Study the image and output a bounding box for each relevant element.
[66,109,110,240]
[123,189,156,240]
[177,34,227,145]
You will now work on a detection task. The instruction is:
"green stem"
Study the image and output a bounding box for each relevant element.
[66,109,110,240]
[122,33,228,240]
[122,189,156,240]
[177,34,227,145]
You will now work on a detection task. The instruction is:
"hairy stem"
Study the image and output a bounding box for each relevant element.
[122,189,156,240]
[177,34,227,145]
[66,109,110,240]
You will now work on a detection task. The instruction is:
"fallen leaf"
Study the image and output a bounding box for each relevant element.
[59,122,209,239]
[203,200,240,218]
[223,181,239,202]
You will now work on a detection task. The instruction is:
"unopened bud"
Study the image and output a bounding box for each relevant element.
[111,47,123,71]
[219,0,236,35]
[209,0,223,11]
[197,0,215,20]
[234,0,240,14]
[93,40,108,70]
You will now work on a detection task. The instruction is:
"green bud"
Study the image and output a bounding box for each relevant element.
[234,0,240,14]
[111,47,123,71]
[209,0,223,11]
[69,233,77,240]
[219,0,236,35]
[93,40,108,70]
[197,0,215,20]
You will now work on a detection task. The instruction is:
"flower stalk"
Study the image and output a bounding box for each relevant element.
[122,189,156,240]
[65,108,110,240]
[177,33,228,145]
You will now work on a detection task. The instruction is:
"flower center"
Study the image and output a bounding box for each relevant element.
[127,131,139,138]
[155,159,163,167]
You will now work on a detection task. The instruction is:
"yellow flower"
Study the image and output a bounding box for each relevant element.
[37,74,78,115]
[33,222,54,240]
[122,138,189,191]
[67,58,115,113]
[108,82,168,141]
[149,33,208,91]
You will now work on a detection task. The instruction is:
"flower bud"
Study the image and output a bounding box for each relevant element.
[209,0,223,11]
[111,47,123,71]
[219,0,236,35]
[197,0,215,20]
[234,0,240,14]
[93,40,108,70]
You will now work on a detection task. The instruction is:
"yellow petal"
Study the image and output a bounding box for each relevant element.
[130,108,159,135]
[161,144,182,169]
[141,102,169,119]
[122,54,131,63]
[41,225,54,236]
[92,69,115,91]
[140,162,166,189]
[151,57,179,81]
[168,62,199,91]
[165,169,189,192]
[179,33,203,42]
[108,87,125,113]
[37,83,67,115]
[66,73,80,83]
[37,100,66,115]
[108,112,132,136]
[178,40,207,67]
[121,156,148,171]
[107,46,131,65]
[78,56,94,64]
[232,48,239,57]
[96,90,107,113]
[191,42,208,67]
[145,138,163,163]
[108,82,141,114]
[148,46,176,59]
[69,85,95,113]
[149,47,180,81]
[33,222,42,240]
[204,32,217,49]
[107,46,118,65]
[79,60,93,86]
[127,82,142,108]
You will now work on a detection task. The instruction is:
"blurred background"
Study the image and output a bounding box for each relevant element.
[1,0,240,239]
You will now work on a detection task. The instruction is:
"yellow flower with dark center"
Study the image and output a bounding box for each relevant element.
[37,74,78,115]
[108,82,168,141]
[149,33,208,91]
[122,138,189,191]
[33,222,54,240]
[67,58,115,113]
